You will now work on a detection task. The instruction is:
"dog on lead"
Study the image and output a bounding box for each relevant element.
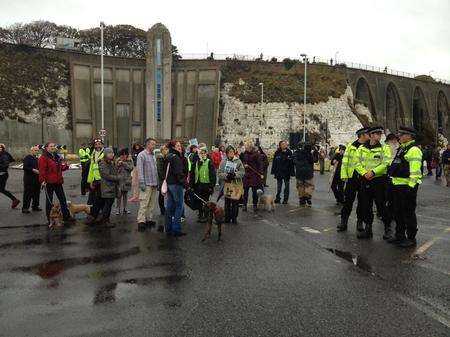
[48,201,90,228]
[202,201,225,242]
[257,189,275,212]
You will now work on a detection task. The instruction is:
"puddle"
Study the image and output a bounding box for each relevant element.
[326,248,373,273]
[11,246,141,277]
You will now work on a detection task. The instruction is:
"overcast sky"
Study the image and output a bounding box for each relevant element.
[1,0,449,80]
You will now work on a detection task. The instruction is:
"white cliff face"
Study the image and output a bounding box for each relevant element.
[218,83,372,150]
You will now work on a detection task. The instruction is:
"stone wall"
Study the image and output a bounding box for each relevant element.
[218,83,372,151]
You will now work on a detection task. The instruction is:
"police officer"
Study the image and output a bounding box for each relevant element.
[337,127,369,232]
[78,143,91,195]
[354,126,392,239]
[387,127,422,248]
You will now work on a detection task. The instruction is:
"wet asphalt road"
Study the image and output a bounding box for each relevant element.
[0,168,449,337]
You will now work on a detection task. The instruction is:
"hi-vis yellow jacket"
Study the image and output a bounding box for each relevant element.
[389,140,423,188]
[87,149,104,183]
[340,140,362,180]
[355,142,391,178]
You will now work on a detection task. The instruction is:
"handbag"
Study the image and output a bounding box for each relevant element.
[224,179,244,200]
[161,163,170,195]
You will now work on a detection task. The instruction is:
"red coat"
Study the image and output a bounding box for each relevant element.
[240,150,263,188]
[211,151,222,169]
[38,151,68,185]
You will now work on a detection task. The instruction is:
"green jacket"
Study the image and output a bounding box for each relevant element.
[87,149,104,183]
[340,140,363,180]
[390,140,423,188]
[355,142,391,178]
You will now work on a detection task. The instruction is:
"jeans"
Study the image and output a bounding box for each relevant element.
[165,184,184,234]
[0,173,16,201]
[276,178,290,201]
[45,184,70,220]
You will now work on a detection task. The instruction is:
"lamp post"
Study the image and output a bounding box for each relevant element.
[100,21,105,143]
[258,82,264,143]
[300,53,307,142]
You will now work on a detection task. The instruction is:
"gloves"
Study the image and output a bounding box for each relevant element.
[139,182,146,192]
[226,172,235,180]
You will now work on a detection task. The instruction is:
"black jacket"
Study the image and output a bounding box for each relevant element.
[0,152,14,173]
[442,149,450,166]
[271,148,295,179]
[294,148,314,180]
[165,149,187,186]
[23,154,39,184]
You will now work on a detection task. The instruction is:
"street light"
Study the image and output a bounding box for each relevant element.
[258,82,264,142]
[300,53,307,142]
[100,21,105,143]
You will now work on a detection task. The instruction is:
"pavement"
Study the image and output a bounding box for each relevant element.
[0,168,449,337]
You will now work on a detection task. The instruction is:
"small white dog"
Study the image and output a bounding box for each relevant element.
[257,189,275,212]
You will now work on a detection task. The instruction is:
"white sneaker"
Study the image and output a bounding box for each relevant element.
[115,209,121,215]
[123,209,131,215]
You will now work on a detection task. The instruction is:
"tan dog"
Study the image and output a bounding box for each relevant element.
[257,189,275,212]
[48,202,90,228]
[202,202,225,242]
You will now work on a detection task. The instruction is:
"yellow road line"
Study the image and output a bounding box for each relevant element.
[413,227,450,257]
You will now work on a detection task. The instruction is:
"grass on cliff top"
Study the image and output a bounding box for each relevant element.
[220,60,347,105]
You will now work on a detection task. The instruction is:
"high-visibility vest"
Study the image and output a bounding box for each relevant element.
[87,149,104,183]
[340,140,362,180]
[195,159,210,184]
[389,140,423,188]
[355,142,391,178]
[78,148,91,163]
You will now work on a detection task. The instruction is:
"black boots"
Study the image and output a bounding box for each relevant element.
[337,218,348,232]
[357,223,373,239]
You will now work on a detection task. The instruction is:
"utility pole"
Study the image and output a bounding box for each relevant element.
[100,21,105,143]
[300,54,307,142]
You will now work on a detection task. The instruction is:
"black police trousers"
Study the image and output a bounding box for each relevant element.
[340,176,362,222]
[391,185,418,240]
[358,176,391,226]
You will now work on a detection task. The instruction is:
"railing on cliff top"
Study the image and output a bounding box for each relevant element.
[180,53,450,85]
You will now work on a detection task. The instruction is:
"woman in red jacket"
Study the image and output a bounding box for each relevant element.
[38,142,74,224]
[211,147,222,186]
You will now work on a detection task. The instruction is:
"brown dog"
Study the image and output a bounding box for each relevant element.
[48,201,90,228]
[202,201,225,242]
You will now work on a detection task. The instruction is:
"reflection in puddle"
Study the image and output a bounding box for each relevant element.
[326,248,373,273]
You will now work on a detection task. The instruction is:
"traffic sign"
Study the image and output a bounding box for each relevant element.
[99,129,107,137]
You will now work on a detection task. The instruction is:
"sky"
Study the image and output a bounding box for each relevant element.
[1,0,449,80]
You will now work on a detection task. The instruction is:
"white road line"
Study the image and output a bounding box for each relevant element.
[300,227,321,234]
[398,294,450,329]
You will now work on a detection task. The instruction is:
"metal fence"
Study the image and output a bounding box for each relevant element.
[180,53,450,85]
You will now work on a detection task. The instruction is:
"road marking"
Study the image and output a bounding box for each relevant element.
[301,227,321,234]
[398,294,450,329]
[413,227,450,257]
[322,228,333,232]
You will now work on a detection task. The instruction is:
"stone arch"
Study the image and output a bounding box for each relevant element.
[437,91,449,134]
[354,77,377,119]
[412,86,428,133]
[385,82,404,133]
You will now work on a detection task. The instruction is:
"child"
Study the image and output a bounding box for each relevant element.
[116,148,133,215]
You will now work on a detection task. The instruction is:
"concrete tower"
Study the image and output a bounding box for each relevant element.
[146,23,172,140]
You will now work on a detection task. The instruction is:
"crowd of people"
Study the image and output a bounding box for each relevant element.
[0,125,447,246]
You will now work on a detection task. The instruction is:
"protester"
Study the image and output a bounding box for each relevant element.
[218,145,245,224]
[241,141,263,212]
[115,148,133,215]
[442,143,450,187]
[22,146,41,213]
[96,147,120,224]
[294,143,315,207]
[432,147,442,180]
[156,145,169,219]
[38,142,74,224]
[165,140,188,236]
[211,147,222,186]
[187,144,198,173]
[319,147,326,175]
[87,139,104,208]
[330,145,345,204]
[190,146,216,222]
[423,145,433,176]
[258,146,270,187]
[271,140,295,204]
[136,138,158,231]
[219,145,226,161]
[78,143,91,195]
[129,143,143,202]
[0,144,20,208]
